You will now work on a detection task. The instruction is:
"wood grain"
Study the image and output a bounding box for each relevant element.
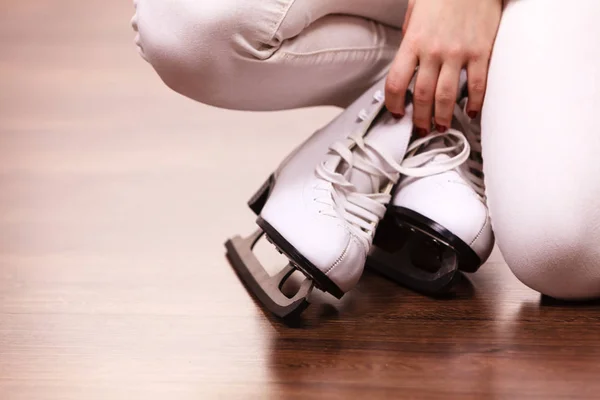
[1,0,600,399]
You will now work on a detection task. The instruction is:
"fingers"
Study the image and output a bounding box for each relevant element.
[412,58,440,135]
[434,62,462,132]
[466,58,489,118]
[385,44,418,117]
[386,0,415,117]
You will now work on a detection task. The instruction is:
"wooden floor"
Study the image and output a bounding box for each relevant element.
[1,1,600,398]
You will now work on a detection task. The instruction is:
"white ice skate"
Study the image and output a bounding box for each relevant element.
[225,77,471,317]
[369,97,495,294]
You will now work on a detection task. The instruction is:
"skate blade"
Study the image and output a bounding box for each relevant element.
[368,245,459,295]
[225,229,314,319]
[367,213,460,295]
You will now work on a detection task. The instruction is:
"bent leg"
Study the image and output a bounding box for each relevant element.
[132,0,407,110]
[482,0,600,299]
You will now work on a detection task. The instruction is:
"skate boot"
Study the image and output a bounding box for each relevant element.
[368,96,494,295]
[225,77,412,318]
[225,76,472,317]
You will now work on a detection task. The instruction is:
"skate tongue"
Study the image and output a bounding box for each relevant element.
[346,109,413,194]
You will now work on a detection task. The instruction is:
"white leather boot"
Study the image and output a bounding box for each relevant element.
[226,77,417,317]
[369,97,494,294]
[225,77,473,317]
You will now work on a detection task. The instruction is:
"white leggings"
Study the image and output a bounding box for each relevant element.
[133,0,600,299]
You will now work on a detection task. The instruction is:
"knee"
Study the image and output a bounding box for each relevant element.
[498,217,600,300]
[132,0,274,106]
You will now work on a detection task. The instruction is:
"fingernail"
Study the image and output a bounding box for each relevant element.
[416,128,428,137]
[435,124,447,133]
[391,113,404,119]
[468,111,478,119]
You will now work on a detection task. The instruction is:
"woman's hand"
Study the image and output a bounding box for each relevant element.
[385,0,503,135]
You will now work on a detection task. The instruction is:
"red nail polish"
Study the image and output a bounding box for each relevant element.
[436,124,447,133]
[391,113,404,119]
[468,111,478,119]
[416,128,428,137]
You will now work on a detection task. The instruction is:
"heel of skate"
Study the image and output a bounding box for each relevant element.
[257,217,345,300]
[367,211,460,295]
[247,174,275,215]
[391,206,482,273]
[225,228,314,319]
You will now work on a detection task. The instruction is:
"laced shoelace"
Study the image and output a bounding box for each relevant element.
[447,100,485,198]
[315,114,471,250]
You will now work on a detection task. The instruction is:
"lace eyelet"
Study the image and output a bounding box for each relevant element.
[373,90,384,103]
[357,109,368,122]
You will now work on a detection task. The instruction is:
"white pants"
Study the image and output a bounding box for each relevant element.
[133,0,600,300]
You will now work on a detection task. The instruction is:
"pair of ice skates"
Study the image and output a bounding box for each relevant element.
[225,76,494,318]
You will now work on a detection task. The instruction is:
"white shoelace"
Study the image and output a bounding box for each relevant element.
[315,113,471,250]
[452,100,485,198]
